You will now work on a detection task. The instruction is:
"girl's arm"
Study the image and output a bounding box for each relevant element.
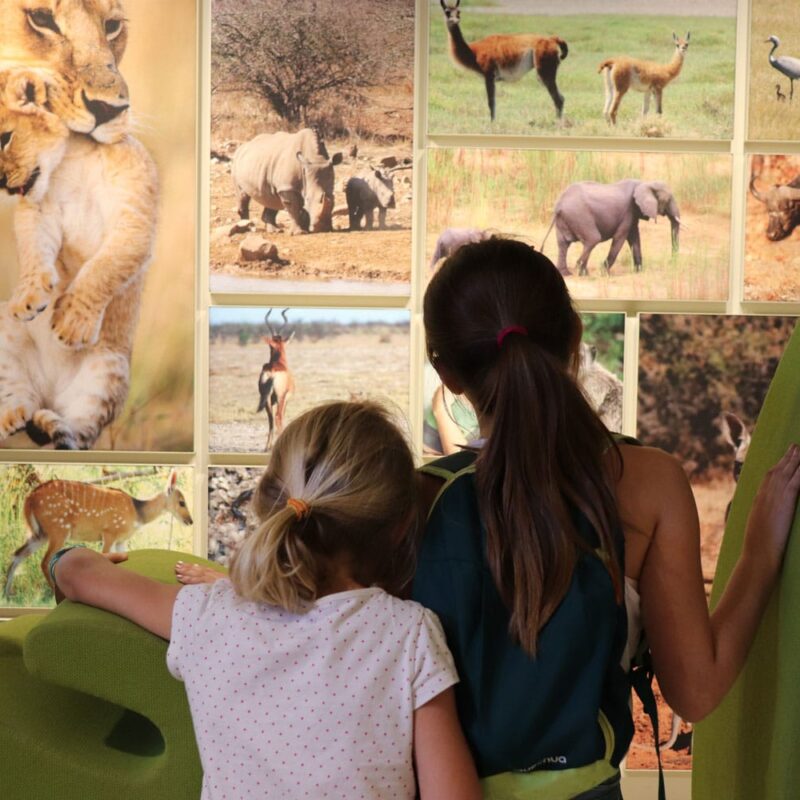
[414,687,482,800]
[54,547,181,640]
[621,443,800,722]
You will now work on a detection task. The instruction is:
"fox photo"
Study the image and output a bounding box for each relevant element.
[422,313,625,456]
[0,465,194,609]
[209,307,410,454]
[748,0,800,141]
[627,313,795,770]
[0,1,196,452]
[428,0,736,139]
[209,0,414,295]
[428,148,732,302]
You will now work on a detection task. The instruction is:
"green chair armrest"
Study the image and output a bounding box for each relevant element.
[22,549,225,730]
[0,613,47,656]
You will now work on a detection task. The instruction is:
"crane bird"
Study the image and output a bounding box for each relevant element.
[766,35,800,100]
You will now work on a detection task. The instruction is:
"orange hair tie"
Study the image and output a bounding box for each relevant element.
[286,497,310,520]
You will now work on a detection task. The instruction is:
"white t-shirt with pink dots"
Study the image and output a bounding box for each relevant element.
[166,579,458,800]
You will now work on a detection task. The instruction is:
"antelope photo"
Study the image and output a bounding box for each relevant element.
[438,0,568,122]
[599,32,690,125]
[257,308,296,451]
[3,469,193,597]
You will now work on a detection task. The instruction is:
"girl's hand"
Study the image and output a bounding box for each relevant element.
[743,443,800,576]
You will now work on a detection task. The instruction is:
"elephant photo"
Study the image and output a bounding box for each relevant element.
[542,179,681,276]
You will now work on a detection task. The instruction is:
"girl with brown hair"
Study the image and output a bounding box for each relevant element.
[414,237,800,799]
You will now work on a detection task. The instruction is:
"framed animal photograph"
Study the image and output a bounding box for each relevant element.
[208,466,261,564]
[428,0,736,139]
[427,148,732,302]
[0,0,196,452]
[209,0,414,296]
[422,312,625,457]
[744,155,800,301]
[0,464,194,610]
[748,0,800,140]
[209,307,410,454]
[630,312,795,770]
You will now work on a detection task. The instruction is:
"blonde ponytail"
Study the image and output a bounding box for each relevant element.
[231,505,317,611]
[229,401,417,610]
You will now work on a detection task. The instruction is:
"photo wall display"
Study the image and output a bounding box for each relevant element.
[209,307,411,454]
[427,148,732,302]
[0,465,195,609]
[208,0,415,296]
[0,0,197,453]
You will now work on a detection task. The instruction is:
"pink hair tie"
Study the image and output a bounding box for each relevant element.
[496,325,529,348]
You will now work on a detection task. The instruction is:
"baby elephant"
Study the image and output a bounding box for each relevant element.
[345,168,396,230]
[542,179,681,276]
[429,227,490,273]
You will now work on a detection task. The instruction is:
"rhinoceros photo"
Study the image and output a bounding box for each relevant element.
[231,128,343,235]
[345,168,396,230]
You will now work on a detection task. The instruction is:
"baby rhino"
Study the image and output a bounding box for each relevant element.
[345,168,396,230]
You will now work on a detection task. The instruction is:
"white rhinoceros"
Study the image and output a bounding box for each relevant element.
[231,128,343,235]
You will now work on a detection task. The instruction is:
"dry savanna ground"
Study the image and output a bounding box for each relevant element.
[209,332,410,453]
[744,157,800,302]
[427,149,731,301]
[209,87,413,292]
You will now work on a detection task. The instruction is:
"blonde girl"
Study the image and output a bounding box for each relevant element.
[53,401,480,800]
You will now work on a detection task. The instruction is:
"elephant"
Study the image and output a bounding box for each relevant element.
[541,179,681,276]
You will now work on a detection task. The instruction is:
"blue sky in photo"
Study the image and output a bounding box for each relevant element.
[210,307,410,326]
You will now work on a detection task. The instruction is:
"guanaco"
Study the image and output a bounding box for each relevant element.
[3,469,192,597]
[257,308,295,451]
[439,0,568,122]
[599,32,690,125]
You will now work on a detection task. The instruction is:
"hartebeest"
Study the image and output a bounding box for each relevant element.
[3,469,193,597]
[599,33,690,125]
[257,308,296,451]
[439,0,568,122]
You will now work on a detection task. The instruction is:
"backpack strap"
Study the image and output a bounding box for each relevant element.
[612,433,667,799]
[630,639,667,800]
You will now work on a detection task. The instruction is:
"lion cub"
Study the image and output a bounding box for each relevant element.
[0,69,158,449]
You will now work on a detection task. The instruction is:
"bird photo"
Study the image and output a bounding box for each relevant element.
[749,1,800,139]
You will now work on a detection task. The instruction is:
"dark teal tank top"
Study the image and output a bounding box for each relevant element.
[412,450,633,795]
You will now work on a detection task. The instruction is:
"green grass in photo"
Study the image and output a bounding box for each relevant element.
[0,466,194,609]
[428,6,736,139]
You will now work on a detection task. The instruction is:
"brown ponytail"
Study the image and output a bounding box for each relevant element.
[424,238,622,655]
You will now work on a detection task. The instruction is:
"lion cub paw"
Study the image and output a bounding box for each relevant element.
[8,274,58,321]
[0,405,32,440]
[51,292,103,348]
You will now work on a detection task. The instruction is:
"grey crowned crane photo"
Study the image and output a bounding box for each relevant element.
[766,35,800,99]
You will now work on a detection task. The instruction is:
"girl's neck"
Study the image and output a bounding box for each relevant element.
[316,558,366,598]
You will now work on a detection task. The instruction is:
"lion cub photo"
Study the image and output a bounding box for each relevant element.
[0,68,158,449]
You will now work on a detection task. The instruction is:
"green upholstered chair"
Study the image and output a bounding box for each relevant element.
[0,549,224,800]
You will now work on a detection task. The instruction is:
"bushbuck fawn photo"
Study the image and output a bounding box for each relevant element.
[3,468,193,598]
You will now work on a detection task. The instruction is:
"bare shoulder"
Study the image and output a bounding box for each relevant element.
[610,444,695,578]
